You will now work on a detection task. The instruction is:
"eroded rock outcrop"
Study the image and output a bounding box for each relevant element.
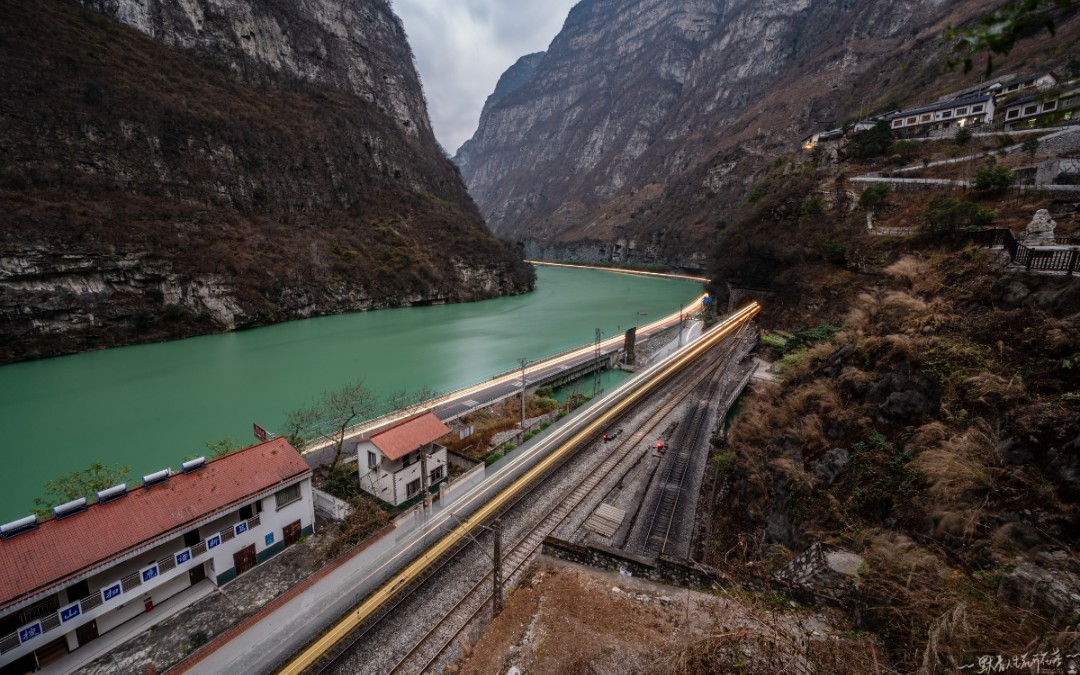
[0,0,533,363]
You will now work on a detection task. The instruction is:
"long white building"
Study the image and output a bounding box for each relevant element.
[0,438,314,672]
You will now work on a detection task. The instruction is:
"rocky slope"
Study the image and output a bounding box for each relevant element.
[0,0,533,364]
[455,0,1078,269]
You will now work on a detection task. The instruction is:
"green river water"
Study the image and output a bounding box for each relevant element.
[0,266,701,520]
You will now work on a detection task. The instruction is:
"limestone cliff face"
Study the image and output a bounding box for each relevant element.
[77,0,430,139]
[0,0,532,364]
[455,0,989,268]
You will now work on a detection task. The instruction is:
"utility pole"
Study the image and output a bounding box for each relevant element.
[678,307,685,348]
[420,442,432,512]
[448,512,504,617]
[492,518,503,615]
[518,358,528,442]
[593,328,602,398]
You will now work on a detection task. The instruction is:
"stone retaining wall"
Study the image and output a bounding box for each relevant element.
[541,536,725,589]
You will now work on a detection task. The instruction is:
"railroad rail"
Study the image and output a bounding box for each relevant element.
[637,321,750,557]
[385,332,742,674]
[279,301,761,675]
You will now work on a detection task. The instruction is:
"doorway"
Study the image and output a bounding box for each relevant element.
[284,520,302,548]
[233,544,256,577]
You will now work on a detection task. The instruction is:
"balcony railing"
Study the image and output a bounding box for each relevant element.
[1,513,263,655]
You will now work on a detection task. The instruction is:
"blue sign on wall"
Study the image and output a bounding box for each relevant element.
[176,549,192,565]
[141,564,159,583]
[103,583,121,601]
[235,521,248,536]
[60,603,81,623]
[265,532,274,546]
[207,534,221,549]
[18,622,41,644]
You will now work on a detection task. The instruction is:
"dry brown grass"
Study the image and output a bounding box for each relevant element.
[912,429,999,501]
[856,333,924,364]
[962,371,1026,408]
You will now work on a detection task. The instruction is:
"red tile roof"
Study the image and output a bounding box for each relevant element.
[366,412,450,461]
[0,437,310,613]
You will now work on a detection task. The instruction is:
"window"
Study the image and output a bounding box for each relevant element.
[402,451,417,467]
[67,580,90,604]
[275,484,301,509]
[892,119,903,128]
[239,501,262,520]
[921,114,931,122]
[430,465,445,482]
[955,107,967,115]
[367,451,378,468]
[941,110,952,118]
[184,528,202,547]
[406,478,421,498]
[972,105,984,113]
[1007,109,1020,119]
[1044,100,1057,111]
[1024,105,1038,116]
[907,116,917,124]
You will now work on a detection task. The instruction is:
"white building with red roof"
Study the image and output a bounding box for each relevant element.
[355,412,450,506]
[0,437,314,672]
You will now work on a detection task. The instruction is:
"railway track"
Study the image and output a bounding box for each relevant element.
[634,320,751,557]
[382,342,739,674]
[280,302,761,675]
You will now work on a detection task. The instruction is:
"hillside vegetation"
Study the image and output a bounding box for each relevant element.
[702,127,1080,670]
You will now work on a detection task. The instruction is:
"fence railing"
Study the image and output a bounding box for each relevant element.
[971,228,1080,275]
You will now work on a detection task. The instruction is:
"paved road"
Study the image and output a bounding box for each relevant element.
[301,265,705,460]
[188,328,711,674]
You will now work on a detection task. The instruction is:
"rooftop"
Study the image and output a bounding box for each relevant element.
[365,412,451,461]
[889,94,993,120]
[0,437,310,614]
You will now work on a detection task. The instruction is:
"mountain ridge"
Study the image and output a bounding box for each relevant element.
[0,0,533,364]
[455,0,1079,269]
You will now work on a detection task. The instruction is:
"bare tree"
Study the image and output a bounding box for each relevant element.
[283,381,441,472]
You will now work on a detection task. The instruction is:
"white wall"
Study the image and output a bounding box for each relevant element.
[0,477,315,668]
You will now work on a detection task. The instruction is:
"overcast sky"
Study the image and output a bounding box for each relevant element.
[392,0,579,155]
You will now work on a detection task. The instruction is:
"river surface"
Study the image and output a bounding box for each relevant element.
[0,266,700,520]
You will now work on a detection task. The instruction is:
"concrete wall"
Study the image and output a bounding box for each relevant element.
[313,488,352,522]
[540,537,723,589]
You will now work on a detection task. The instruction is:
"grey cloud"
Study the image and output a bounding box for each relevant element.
[393,0,577,154]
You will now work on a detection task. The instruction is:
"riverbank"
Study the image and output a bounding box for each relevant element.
[0,266,701,520]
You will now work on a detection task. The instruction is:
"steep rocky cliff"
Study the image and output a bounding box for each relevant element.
[0,0,533,364]
[454,0,1075,269]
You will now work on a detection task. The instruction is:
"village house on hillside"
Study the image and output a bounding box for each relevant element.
[887,94,996,134]
[1002,83,1080,128]
[804,71,1074,147]
[355,412,450,507]
[0,439,314,673]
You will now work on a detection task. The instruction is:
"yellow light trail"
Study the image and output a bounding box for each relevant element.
[301,271,707,456]
[280,301,760,674]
